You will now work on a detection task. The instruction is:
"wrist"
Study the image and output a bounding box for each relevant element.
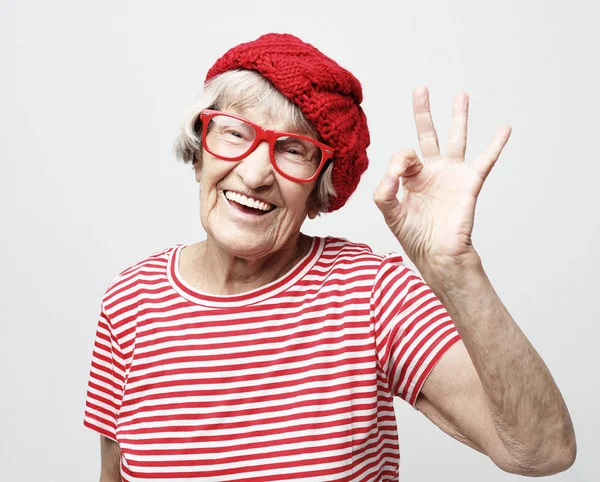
[417,249,484,284]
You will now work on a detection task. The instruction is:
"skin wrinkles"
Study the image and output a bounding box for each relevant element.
[179,105,320,296]
[97,81,576,480]
[374,87,575,475]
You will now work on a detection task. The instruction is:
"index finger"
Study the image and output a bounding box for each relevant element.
[413,87,441,161]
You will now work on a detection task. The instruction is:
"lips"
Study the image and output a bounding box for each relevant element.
[224,190,275,214]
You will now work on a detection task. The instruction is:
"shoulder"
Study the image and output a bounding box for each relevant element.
[315,237,394,278]
[320,236,403,266]
[321,236,375,257]
[318,237,417,291]
[100,244,180,311]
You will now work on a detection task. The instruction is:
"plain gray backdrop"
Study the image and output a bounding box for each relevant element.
[2,0,598,480]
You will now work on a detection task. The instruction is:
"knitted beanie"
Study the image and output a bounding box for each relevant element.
[205,33,370,212]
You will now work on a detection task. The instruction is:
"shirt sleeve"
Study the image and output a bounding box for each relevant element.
[83,304,126,441]
[371,253,461,406]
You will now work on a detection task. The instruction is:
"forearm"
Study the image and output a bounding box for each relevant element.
[420,253,576,473]
[100,435,122,482]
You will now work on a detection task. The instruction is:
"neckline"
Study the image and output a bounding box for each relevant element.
[167,236,324,308]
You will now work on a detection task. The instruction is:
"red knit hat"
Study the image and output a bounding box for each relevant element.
[205,33,370,212]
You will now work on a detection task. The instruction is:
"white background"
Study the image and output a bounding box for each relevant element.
[2,0,599,480]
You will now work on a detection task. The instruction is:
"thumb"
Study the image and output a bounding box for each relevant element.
[373,149,422,232]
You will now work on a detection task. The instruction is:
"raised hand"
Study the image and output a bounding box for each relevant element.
[373,87,512,268]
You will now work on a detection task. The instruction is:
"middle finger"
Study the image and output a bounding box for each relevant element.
[446,92,469,161]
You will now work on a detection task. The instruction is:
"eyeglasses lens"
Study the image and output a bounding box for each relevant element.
[205,114,323,180]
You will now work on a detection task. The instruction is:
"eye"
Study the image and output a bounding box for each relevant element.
[219,126,253,143]
[280,140,307,156]
[287,146,305,156]
[225,129,245,139]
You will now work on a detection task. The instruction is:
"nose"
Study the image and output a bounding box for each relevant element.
[235,140,275,189]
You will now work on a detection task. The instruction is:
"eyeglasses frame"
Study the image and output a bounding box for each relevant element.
[198,109,334,183]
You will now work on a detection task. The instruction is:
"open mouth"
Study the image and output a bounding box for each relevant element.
[224,190,275,215]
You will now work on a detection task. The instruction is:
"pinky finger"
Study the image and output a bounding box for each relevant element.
[472,125,512,180]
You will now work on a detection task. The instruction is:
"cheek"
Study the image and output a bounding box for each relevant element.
[197,165,233,218]
[282,183,315,215]
[198,159,235,193]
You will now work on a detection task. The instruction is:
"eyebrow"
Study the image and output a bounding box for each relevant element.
[220,106,316,138]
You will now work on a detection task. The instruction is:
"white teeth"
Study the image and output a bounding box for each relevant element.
[225,191,273,212]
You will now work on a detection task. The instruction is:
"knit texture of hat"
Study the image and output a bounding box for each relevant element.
[205,33,370,212]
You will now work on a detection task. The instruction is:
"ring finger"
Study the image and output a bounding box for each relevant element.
[413,87,441,161]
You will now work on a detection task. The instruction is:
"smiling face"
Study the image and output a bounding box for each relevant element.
[195,106,320,261]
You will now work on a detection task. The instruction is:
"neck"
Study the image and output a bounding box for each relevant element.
[181,233,312,296]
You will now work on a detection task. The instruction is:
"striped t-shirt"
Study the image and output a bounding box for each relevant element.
[84,236,460,482]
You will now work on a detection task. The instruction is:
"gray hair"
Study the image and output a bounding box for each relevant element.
[173,70,336,213]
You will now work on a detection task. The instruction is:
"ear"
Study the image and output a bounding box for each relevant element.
[306,184,322,220]
[194,161,201,183]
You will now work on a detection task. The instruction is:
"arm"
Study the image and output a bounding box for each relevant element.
[373,87,576,475]
[100,435,121,482]
[417,259,575,475]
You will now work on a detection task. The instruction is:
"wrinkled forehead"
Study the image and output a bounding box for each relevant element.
[219,104,306,135]
[207,70,320,139]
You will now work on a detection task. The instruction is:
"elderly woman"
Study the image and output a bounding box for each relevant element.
[84,34,575,482]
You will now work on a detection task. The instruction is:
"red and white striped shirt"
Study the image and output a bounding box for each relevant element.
[84,237,460,481]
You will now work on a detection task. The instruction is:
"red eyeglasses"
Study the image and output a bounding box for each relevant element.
[198,109,334,183]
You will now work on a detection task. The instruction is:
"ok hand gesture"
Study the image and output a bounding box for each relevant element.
[374,87,512,268]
